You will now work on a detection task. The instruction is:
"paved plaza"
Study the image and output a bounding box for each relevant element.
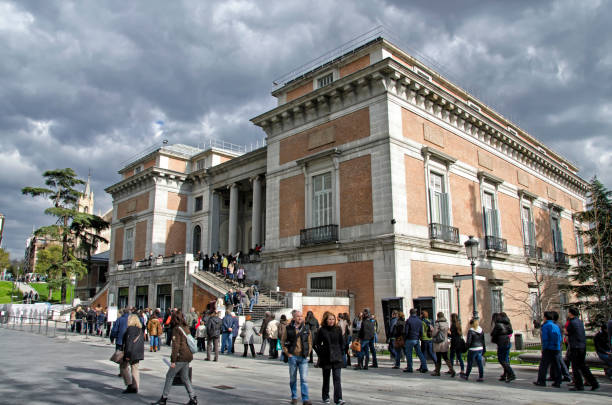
[0,327,610,405]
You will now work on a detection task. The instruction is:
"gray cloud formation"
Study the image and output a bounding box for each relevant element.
[1,0,610,259]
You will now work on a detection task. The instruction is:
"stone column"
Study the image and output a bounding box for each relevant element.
[251,175,262,248]
[228,183,239,254]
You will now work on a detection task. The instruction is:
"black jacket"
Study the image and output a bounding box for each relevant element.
[466,328,486,352]
[123,326,145,362]
[392,319,406,338]
[566,317,587,349]
[206,316,222,338]
[314,325,344,369]
[594,330,610,353]
[359,317,375,341]
[405,315,422,340]
[491,319,513,347]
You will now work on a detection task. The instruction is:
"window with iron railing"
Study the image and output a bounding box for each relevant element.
[428,172,458,243]
[317,73,333,88]
[312,172,332,227]
[310,276,333,291]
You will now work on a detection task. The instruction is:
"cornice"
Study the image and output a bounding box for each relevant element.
[105,167,188,195]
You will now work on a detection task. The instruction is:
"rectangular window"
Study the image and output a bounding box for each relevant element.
[483,192,500,237]
[491,289,503,314]
[118,287,129,309]
[312,172,332,227]
[194,196,203,212]
[530,289,541,323]
[317,73,333,88]
[196,159,205,171]
[156,284,172,312]
[559,292,569,322]
[134,165,142,174]
[429,172,450,225]
[136,286,148,309]
[310,276,333,290]
[436,287,452,321]
[551,216,563,253]
[575,228,584,254]
[522,206,536,247]
[123,228,134,260]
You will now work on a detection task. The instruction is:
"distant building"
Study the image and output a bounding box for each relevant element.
[104,35,589,337]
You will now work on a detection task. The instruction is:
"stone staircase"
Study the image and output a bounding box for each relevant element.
[191,270,286,322]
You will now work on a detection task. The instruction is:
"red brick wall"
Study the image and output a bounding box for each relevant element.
[286,81,314,102]
[133,220,148,261]
[91,290,108,310]
[167,192,188,212]
[117,192,150,219]
[114,227,124,263]
[278,261,374,313]
[339,55,370,78]
[340,155,373,227]
[303,305,349,325]
[192,285,217,313]
[279,107,370,165]
[405,155,428,226]
[279,174,305,238]
[165,220,186,256]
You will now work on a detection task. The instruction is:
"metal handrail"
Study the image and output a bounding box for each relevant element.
[300,224,339,246]
[485,235,508,252]
[429,223,460,243]
[524,244,542,259]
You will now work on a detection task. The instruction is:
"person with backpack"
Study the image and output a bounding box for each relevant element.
[120,314,145,394]
[431,312,455,377]
[147,310,164,352]
[205,310,222,361]
[420,310,437,368]
[491,312,515,382]
[151,311,197,405]
[461,318,486,382]
[391,312,406,369]
[449,313,465,375]
[403,308,428,373]
[355,308,375,370]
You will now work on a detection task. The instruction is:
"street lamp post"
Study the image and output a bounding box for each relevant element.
[454,272,461,322]
[464,235,480,320]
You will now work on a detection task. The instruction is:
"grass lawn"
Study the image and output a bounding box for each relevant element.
[0,281,74,304]
[0,281,23,304]
[29,282,75,303]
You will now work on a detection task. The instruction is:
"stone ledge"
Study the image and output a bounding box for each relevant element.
[485,250,510,260]
[430,240,462,252]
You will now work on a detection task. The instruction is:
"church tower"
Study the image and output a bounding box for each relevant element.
[78,173,94,214]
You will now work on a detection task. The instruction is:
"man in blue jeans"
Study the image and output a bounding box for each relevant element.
[280,310,313,405]
[355,308,376,370]
[534,311,562,387]
[220,310,234,354]
[404,308,428,372]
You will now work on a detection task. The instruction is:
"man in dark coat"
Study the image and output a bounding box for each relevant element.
[404,308,428,372]
[356,308,375,370]
[566,308,599,391]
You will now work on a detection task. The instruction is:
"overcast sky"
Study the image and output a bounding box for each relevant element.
[1,0,611,260]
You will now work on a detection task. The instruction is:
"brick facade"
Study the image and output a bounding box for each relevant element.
[279,174,305,238]
[167,191,188,212]
[117,192,150,220]
[165,220,186,256]
[340,155,373,227]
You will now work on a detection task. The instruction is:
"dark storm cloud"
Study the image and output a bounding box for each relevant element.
[0,0,610,260]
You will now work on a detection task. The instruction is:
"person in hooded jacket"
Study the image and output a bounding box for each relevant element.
[314,312,346,405]
[491,312,515,382]
[121,314,145,394]
[431,312,455,377]
[461,318,486,381]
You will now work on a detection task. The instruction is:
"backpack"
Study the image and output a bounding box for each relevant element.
[178,326,198,354]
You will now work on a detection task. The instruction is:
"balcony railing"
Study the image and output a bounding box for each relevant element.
[524,245,542,259]
[117,259,132,266]
[299,288,349,297]
[485,235,507,252]
[429,223,460,244]
[300,224,339,246]
[554,251,569,265]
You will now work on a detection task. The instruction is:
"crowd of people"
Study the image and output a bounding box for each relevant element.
[105,303,612,405]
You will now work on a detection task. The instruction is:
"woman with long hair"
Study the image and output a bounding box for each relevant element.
[431,312,455,377]
[491,312,515,382]
[305,310,320,364]
[313,312,345,405]
[461,318,486,381]
[152,310,197,405]
[121,314,145,394]
[449,313,464,374]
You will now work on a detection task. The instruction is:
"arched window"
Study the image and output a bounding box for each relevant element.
[192,225,201,254]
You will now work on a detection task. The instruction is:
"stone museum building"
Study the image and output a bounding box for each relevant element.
[101,36,588,337]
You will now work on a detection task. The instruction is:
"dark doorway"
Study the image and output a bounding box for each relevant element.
[381,297,403,338]
[413,297,435,319]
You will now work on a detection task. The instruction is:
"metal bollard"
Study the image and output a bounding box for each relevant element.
[65,322,68,339]
[45,318,49,336]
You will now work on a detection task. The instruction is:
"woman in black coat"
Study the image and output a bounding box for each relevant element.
[314,312,345,405]
[121,314,145,393]
[491,312,515,382]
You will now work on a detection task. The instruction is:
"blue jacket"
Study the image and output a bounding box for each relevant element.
[222,314,234,333]
[405,315,423,340]
[110,313,129,345]
[231,316,240,338]
[541,320,562,351]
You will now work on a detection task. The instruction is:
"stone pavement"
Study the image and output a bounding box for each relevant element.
[0,327,610,405]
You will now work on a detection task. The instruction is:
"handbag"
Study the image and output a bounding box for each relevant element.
[393,336,405,349]
[110,350,124,364]
[276,339,282,351]
[178,326,198,354]
[350,339,361,353]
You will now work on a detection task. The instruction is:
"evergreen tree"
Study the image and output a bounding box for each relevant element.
[22,168,109,303]
[571,178,612,325]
